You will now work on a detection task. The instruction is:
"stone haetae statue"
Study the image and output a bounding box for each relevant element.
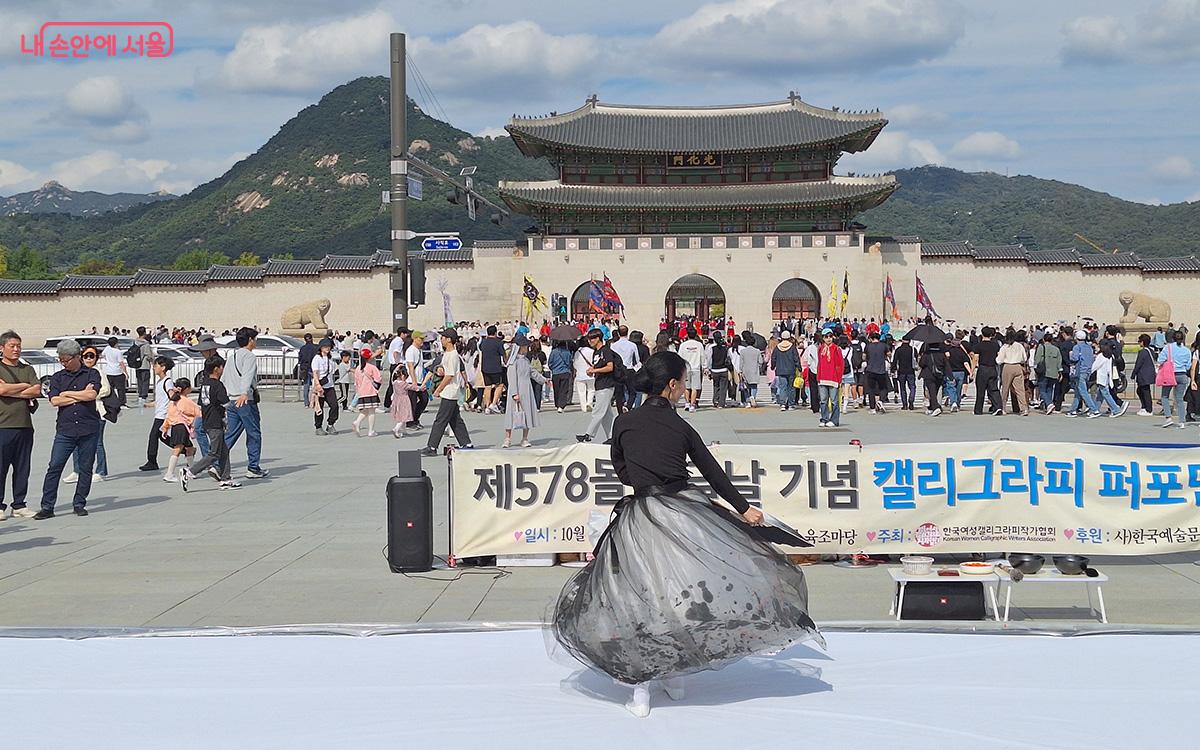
[1119,290,1171,323]
[280,298,332,337]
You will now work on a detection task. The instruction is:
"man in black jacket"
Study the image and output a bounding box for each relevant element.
[297,333,318,408]
[1055,327,1075,411]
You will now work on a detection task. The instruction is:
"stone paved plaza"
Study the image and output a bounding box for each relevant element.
[2,390,1199,630]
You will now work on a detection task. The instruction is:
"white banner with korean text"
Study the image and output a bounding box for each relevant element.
[450,441,1200,558]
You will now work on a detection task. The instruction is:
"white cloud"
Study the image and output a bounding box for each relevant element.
[0,159,37,190]
[1060,16,1129,65]
[949,131,1021,160]
[212,11,603,103]
[886,104,949,128]
[650,0,966,75]
[407,22,603,102]
[214,9,394,94]
[1062,1,1200,65]
[59,76,151,144]
[34,149,250,195]
[840,130,945,172]
[1151,155,1196,182]
[475,126,509,138]
[1188,191,1200,203]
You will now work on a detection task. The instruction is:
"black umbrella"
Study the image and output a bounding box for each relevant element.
[903,322,947,344]
[549,324,581,342]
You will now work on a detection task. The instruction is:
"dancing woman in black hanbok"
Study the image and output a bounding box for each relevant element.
[550,352,823,717]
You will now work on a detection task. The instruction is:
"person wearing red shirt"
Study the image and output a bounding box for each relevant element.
[815,330,844,427]
[726,318,736,340]
[540,321,552,339]
[865,318,880,337]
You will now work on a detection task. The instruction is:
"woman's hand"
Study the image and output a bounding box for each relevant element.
[741,507,764,526]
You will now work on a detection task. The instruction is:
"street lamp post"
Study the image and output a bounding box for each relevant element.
[389,32,408,332]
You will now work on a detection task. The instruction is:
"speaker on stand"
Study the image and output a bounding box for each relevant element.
[387,450,433,573]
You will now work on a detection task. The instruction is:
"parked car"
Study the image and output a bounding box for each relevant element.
[153,344,206,383]
[20,350,60,397]
[41,335,135,358]
[214,333,305,379]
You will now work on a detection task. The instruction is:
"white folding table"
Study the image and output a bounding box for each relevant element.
[997,568,1109,623]
[888,568,1001,621]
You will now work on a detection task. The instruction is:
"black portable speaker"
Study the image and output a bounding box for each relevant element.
[899,581,986,620]
[387,474,433,573]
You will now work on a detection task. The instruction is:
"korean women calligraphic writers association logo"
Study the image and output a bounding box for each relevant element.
[913,522,943,548]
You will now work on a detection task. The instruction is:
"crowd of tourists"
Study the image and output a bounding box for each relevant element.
[4,309,1197,523]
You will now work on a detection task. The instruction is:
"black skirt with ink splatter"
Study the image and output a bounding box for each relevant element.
[550,488,824,684]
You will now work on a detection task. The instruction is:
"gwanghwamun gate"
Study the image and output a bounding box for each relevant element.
[3,93,1198,340]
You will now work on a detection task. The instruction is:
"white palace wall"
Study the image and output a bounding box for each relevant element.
[2,240,1198,344]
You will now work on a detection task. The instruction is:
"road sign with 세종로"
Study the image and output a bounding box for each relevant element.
[422,237,462,251]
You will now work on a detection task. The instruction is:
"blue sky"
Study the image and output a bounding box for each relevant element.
[0,0,1197,204]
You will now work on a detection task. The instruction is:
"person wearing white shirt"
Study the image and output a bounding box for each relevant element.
[609,326,640,412]
[403,332,429,428]
[573,343,596,412]
[383,328,409,410]
[100,337,128,407]
[1090,350,1127,418]
[802,337,819,412]
[677,332,705,412]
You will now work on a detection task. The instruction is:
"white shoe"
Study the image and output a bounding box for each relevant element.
[178,467,189,492]
[162,474,179,483]
[663,677,685,701]
[62,472,78,484]
[92,474,104,483]
[625,684,650,718]
[12,507,37,519]
[1116,403,1129,417]
[557,407,564,413]
[1137,409,1152,416]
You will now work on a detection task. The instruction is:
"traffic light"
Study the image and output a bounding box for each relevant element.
[447,187,462,205]
[409,254,426,306]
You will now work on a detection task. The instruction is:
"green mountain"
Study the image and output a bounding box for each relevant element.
[861,166,1200,255]
[1,181,175,217]
[2,76,1198,270]
[0,76,554,269]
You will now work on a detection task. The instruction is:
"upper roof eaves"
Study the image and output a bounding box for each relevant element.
[507,94,887,156]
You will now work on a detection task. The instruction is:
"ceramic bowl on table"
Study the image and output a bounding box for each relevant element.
[900,555,934,575]
[959,561,995,575]
[1007,553,1045,575]
[1053,555,1089,575]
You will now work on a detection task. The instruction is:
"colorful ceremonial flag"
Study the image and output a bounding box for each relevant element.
[915,274,939,318]
[884,274,900,321]
[588,277,606,314]
[839,271,849,317]
[600,274,624,314]
[522,275,546,320]
[827,274,839,317]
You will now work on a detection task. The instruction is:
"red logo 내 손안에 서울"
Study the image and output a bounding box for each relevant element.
[20,21,174,59]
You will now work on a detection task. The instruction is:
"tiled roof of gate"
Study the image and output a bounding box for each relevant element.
[507,96,887,157]
[498,176,897,212]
